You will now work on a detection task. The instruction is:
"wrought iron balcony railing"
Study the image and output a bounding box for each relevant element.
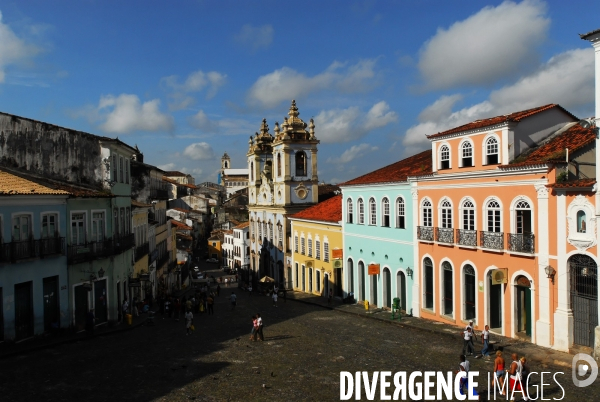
[134,243,149,262]
[480,231,504,250]
[0,237,65,263]
[435,227,454,244]
[507,232,535,254]
[417,226,434,242]
[67,234,134,264]
[456,229,477,247]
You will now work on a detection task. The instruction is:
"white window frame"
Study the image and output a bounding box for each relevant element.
[91,209,106,242]
[70,211,87,245]
[483,135,500,165]
[347,198,353,224]
[323,238,330,262]
[381,197,390,227]
[484,198,502,233]
[460,140,473,167]
[421,199,433,227]
[358,198,365,224]
[315,237,321,260]
[439,199,453,229]
[369,197,377,226]
[41,212,59,238]
[396,197,405,229]
[12,213,33,241]
[439,144,451,169]
[460,199,476,231]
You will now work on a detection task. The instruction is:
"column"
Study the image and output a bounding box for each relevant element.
[554,191,572,351]
[535,184,551,347]
[411,186,421,317]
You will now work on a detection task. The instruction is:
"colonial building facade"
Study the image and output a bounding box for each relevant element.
[248,101,319,286]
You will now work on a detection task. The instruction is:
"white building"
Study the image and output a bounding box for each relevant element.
[233,221,250,270]
[220,153,249,196]
[222,230,234,269]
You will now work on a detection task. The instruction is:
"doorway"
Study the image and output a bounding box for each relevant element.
[569,254,598,348]
[74,284,89,332]
[488,272,503,331]
[335,267,343,297]
[370,274,378,307]
[324,273,330,298]
[358,262,365,302]
[15,281,34,340]
[94,279,108,324]
[515,276,532,338]
[383,268,391,308]
[397,271,406,312]
[43,276,60,332]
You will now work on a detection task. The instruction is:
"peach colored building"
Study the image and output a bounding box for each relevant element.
[413,104,597,351]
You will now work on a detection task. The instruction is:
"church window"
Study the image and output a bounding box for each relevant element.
[277,153,282,177]
[295,151,307,176]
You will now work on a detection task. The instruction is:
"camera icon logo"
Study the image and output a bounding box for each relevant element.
[572,353,598,387]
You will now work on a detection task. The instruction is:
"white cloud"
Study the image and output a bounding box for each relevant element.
[327,143,379,165]
[182,142,215,161]
[162,69,227,106]
[96,94,174,134]
[247,59,379,109]
[0,10,40,83]
[315,101,398,144]
[418,0,549,90]
[188,109,255,135]
[234,24,274,51]
[404,48,594,147]
[158,163,176,171]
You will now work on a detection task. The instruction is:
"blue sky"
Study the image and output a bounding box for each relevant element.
[0,0,598,184]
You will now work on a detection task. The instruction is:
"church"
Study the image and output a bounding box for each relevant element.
[247,100,320,286]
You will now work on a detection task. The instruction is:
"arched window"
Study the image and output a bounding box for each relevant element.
[440,145,450,169]
[381,198,390,227]
[277,153,282,177]
[250,162,254,182]
[358,199,365,224]
[294,233,298,252]
[301,235,306,255]
[461,200,475,230]
[347,198,353,223]
[486,200,501,232]
[461,142,473,167]
[486,137,499,165]
[396,197,405,229]
[515,200,532,234]
[424,258,434,309]
[369,198,377,225]
[440,200,452,228]
[464,264,476,320]
[323,237,330,262]
[295,151,307,176]
[422,199,432,227]
[442,261,453,316]
[577,210,587,233]
[315,237,321,260]
[308,236,313,257]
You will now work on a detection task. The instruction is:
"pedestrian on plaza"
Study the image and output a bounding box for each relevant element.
[465,320,476,352]
[133,297,139,317]
[85,309,96,338]
[328,288,333,305]
[477,325,490,359]
[492,350,506,396]
[174,298,181,321]
[186,297,192,311]
[256,313,264,341]
[122,298,129,316]
[272,291,278,307]
[185,309,194,335]
[225,278,228,286]
[164,298,171,319]
[461,326,474,356]
[249,314,258,341]
[248,284,253,296]
[456,355,477,397]
[207,294,214,315]
[520,356,531,389]
[273,285,279,295]
[507,353,528,400]
[230,292,237,309]
[216,284,221,296]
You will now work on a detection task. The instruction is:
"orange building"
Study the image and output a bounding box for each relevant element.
[414,104,597,351]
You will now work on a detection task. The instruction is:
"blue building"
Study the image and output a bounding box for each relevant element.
[0,169,69,341]
[340,151,431,315]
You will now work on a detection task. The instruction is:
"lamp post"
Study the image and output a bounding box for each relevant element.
[544,266,556,283]
[406,267,413,278]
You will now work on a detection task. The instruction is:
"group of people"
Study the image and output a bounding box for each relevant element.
[459,321,532,400]
[249,313,264,341]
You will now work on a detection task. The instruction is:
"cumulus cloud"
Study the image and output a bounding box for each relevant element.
[404,48,594,146]
[95,94,174,134]
[247,59,379,109]
[183,142,215,161]
[162,69,227,108]
[418,0,549,90]
[158,163,176,171]
[234,24,274,51]
[327,143,379,165]
[188,109,255,135]
[315,101,398,144]
[0,10,40,83]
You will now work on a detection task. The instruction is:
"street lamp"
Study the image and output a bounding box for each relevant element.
[544,266,556,283]
[406,267,413,278]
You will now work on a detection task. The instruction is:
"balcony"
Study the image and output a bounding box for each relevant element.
[480,231,504,250]
[67,234,134,264]
[435,227,454,244]
[507,232,535,254]
[156,253,169,269]
[456,229,477,247]
[417,226,434,242]
[0,237,65,263]
[134,242,149,262]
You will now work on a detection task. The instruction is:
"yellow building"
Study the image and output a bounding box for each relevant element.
[207,232,223,262]
[132,201,150,300]
[289,195,343,297]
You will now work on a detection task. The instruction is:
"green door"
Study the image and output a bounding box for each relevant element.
[524,286,532,336]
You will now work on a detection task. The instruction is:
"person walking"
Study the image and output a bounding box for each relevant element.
[493,350,506,396]
[520,356,531,390]
[461,326,474,356]
[216,284,221,296]
[256,313,264,341]
[132,297,139,317]
[122,298,129,317]
[230,292,237,309]
[185,310,194,335]
[272,291,278,307]
[466,320,476,352]
[207,294,214,315]
[507,353,528,400]
[249,314,258,341]
[477,325,490,359]
[248,284,252,296]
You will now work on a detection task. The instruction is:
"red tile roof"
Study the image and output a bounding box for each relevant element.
[426,104,577,139]
[547,179,596,189]
[164,171,188,177]
[170,220,192,230]
[340,150,432,186]
[289,194,342,223]
[171,207,191,213]
[502,123,596,168]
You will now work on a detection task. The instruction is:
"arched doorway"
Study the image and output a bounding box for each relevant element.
[569,254,598,348]
[515,275,532,338]
[488,270,503,332]
[370,273,378,307]
[383,268,391,308]
[347,258,354,296]
[464,265,476,321]
[358,261,365,301]
[396,271,406,312]
[286,266,292,290]
[324,273,330,298]
[277,261,284,287]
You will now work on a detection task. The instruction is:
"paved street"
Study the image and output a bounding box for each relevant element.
[0,286,597,401]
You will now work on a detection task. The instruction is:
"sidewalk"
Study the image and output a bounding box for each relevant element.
[287,291,575,369]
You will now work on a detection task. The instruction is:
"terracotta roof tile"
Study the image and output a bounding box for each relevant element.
[289,194,342,223]
[547,179,596,189]
[502,123,596,168]
[235,221,250,229]
[164,171,188,177]
[171,207,191,213]
[162,176,178,184]
[426,104,577,139]
[0,170,70,195]
[170,220,192,230]
[340,150,432,186]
